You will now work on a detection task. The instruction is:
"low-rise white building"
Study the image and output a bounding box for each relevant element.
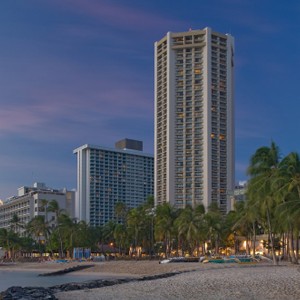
[0,182,75,234]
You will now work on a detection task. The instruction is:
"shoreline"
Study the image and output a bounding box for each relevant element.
[2,261,300,299]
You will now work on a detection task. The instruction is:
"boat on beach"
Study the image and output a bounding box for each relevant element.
[159,257,199,264]
[201,254,258,264]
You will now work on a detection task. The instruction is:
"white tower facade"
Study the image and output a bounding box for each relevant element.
[154,27,234,213]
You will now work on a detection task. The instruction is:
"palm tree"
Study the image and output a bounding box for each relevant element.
[74,220,96,249]
[275,152,300,263]
[247,141,280,265]
[0,228,20,260]
[113,223,127,255]
[40,199,49,223]
[102,220,117,245]
[232,200,260,256]
[154,203,176,258]
[58,214,78,258]
[10,214,24,234]
[26,216,50,255]
[47,200,65,257]
[204,203,223,255]
[175,205,206,256]
[127,208,144,257]
[114,202,127,224]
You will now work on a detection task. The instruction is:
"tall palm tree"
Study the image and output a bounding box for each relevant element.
[114,202,127,224]
[102,220,117,244]
[113,223,127,255]
[74,220,95,249]
[275,152,300,263]
[232,200,260,256]
[40,199,49,223]
[26,216,50,255]
[247,141,280,265]
[58,214,78,258]
[47,200,65,257]
[127,208,144,256]
[154,203,176,258]
[175,205,205,256]
[204,202,223,255]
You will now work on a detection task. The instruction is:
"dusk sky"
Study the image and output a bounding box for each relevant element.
[1,0,300,199]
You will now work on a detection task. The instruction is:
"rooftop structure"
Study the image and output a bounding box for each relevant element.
[115,138,143,151]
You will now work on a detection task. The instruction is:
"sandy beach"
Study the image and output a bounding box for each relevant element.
[56,263,300,300]
[2,260,300,299]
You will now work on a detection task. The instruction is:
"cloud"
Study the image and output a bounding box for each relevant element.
[51,0,181,32]
[0,45,154,141]
[0,106,44,135]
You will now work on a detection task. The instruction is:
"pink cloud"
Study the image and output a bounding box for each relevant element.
[0,106,45,134]
[51,0,181,32]
[0,78,153,141]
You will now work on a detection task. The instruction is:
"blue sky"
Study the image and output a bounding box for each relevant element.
[1,0,300,199]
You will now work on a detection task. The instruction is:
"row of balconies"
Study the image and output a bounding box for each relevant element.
[156,46,167,56]
[173,34,205,44]
[0,204,30,214]
[211,40,227,48]
[174,50,206,59]
[212,46,227,53]
[176,97,204,107]
[176,47,203,53]
[157,91,167,98]
[156,61,167,69]
[212,56,227,64]
[156,53,167,61]
[156,74,167,83]
[156,72,167,81]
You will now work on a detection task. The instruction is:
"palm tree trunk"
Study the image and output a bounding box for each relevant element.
[286,231,291,262]
[57,226,64,258]
[215,235,219,255]
[289,229,298,264]
[295,229,299,263]
[266,207,278,265]
[281,233,286,260]
[252,222,256,258]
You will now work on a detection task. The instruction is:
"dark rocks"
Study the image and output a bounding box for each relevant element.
[0,271,184,299]
[0,286,57,300]
[39,264,95,276]
[49,278,135,293]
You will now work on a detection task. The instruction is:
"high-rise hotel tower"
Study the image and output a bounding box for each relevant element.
[154,27,234,213]
[74,139,154,226]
